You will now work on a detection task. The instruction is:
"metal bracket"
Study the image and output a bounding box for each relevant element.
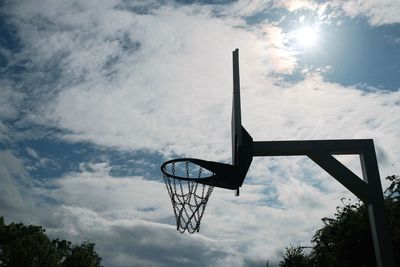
[253,139,396,267]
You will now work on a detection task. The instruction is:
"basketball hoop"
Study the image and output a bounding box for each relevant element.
[157,48,397,267]
[160,49,253,234]
[161,158,215,233]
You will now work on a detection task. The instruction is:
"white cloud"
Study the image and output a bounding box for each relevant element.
[0,151,26,209]
[8,0,398,164]
[339,0,400,25]
[272,0,400,26]
[260,24,298,74]
[0,150,39,221]
[26,147,39,158]
[36,161,351,266]
[244,74,400,170]
[273,0,318,12]
[36,163,273,266]
[0,83,23,120]
[2,1,400,266]
[0,155,357,266]
[6,1,275,161]
[218,0,272,17]
[0,122,13,143]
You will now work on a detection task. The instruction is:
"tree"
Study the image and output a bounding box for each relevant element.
[279,175,400,267]
[0,218,102,267]
[279,245,310,267]
[310,200,375,267]
[63,242,102,267]
[385,175,400,266]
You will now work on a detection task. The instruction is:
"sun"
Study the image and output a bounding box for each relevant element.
[295,26,319,47]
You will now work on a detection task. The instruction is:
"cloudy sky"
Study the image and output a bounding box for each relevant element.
[1,0,400,266]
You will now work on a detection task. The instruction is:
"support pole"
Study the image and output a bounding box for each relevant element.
[359,141,396,267]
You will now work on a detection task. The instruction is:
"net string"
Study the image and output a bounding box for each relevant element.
[163,161,214,234]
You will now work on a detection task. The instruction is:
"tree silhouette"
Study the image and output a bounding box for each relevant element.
[279,175,400,267]
[0,217,102,267]
[279,245,310,267]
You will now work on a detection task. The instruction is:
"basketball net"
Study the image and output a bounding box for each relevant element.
[163,161,214,234]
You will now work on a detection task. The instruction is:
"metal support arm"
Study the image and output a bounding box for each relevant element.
[253,139,396,267]
[307,151,370,202]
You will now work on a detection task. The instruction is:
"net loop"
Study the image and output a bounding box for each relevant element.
[163,160,214,234]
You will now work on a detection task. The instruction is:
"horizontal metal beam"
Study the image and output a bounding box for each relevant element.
[253,139,372,157]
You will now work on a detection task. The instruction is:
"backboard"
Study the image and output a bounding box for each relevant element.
[231,49,253,195]
[161,49,253,195]
[232,49,242,168]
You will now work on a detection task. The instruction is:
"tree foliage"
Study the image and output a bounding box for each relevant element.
[310,200,375,267]
[63,242,102,267]
[0,217,102,267]
[280,175,400,267]
[279,245,310,267]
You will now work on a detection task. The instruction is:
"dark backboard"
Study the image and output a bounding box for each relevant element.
[232,48,242,168]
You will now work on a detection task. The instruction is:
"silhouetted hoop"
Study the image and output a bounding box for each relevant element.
[161,158,216,181]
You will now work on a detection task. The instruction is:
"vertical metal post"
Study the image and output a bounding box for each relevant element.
[360,141,396,267]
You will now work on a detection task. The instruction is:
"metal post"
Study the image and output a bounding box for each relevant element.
[359,141,396,267]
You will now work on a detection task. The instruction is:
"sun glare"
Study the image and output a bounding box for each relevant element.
[295,26,319,47]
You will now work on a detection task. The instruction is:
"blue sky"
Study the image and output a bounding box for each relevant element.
[1,0,400,266]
